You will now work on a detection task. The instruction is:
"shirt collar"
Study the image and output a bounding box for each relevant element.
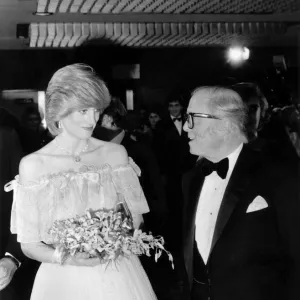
[227,143,244,176]
[170,114,181,120]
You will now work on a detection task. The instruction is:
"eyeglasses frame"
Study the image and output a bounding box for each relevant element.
[184,112,221,129]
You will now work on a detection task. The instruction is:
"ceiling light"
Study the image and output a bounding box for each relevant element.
[227,46,250,63]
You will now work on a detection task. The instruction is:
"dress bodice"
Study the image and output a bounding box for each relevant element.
[4,158,149,244]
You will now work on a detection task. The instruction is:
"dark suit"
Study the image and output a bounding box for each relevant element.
[0,126,39,300]
[2,235,40,300]
[182,144,300,300]
[162,115,193,176]
[162,116,196,251]
[0,126,22,256]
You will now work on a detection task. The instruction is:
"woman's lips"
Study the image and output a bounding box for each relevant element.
[82,127,93,131]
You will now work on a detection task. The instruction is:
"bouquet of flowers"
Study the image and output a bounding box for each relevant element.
[48,202,174,268]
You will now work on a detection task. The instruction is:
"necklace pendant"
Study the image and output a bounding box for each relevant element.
[74,155,81,163]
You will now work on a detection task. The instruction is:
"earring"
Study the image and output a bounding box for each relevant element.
[58,121,62,129]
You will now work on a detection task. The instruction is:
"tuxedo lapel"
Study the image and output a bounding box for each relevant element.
[167,114,185,137]
[183,160,206,271]
[209,146,254,256]
[166,116,178,132]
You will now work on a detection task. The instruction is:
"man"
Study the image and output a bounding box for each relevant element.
[162,98,196,251]
[163,97,192,175]
[0,124,21,297]
[0,235,39,300]
[232,82,299,161]
[231,82,268,141]
[0,111,40,300]
[182,86,300,300]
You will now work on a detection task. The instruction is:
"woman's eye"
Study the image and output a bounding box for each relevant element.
[79,109,88,114]
[95,109,101,113]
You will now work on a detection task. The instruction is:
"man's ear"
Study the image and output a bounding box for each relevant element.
[224,120,241,139]
[217,119,234,140]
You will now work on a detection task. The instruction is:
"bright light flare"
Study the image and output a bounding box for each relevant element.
[227,46,250,63]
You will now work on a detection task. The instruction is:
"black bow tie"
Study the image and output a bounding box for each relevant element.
[173,117,182,122]
[201,157,229,179]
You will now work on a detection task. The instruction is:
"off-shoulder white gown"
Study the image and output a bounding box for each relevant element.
[5,159,157,300]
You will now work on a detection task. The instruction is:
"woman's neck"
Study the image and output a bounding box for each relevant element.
[55,134,89,155]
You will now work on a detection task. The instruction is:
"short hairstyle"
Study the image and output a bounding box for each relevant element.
[100,99,127,129]
[45,63,111,136]
[0,107,21,134]
[167,98,181,104]
[231,82,268,114]
[166,92,185,107]
[22,106,41,123]
[122,111,144,133]
[192,86,248,139]
[148,109,162,119]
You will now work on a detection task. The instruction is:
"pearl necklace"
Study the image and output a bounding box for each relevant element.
[54,138,89,164]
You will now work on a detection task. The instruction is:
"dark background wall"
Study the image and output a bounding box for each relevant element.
[0,46,298,109]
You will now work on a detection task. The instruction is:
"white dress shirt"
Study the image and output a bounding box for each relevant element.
[171,115,182,135]
[195,143,243,264]
[4,252,21,267]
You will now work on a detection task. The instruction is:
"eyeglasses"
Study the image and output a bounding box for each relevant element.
[184,112,221,129]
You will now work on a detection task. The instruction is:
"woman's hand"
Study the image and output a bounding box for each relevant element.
[64,252,106,267]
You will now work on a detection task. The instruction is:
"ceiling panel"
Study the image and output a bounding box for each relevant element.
[0,0,298,49]
[37,0,297,14]
[28,21,289,48]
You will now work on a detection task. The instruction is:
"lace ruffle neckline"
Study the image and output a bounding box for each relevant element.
[12,158,140,188]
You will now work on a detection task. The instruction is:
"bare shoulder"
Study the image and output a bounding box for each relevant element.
[103,143,128,167]
[19,153,45,185]
[92,138,128,167]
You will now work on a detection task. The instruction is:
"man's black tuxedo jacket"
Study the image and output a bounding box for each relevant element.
[0,126,39,299]
[182,144,300,300]
[0,126,22,256]
[2,235,40,300]
[162,115,193,175]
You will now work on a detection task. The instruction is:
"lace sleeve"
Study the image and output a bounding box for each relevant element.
[111,159,150,215]
[4,177,50,243]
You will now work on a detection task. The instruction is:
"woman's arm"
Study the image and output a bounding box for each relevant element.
[132,214,144,229]
[105,144,148,230]
[21,242,55,264]
[21,242,103,267]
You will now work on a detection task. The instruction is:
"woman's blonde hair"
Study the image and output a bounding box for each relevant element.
[45,63,111,136]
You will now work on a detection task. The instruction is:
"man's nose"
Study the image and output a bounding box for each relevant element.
[183,121,189,132]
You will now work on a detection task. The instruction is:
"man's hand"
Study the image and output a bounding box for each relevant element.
[0,257,18,290]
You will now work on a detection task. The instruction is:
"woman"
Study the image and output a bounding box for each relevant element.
[148,111,162,130]
[4,64,157,300]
